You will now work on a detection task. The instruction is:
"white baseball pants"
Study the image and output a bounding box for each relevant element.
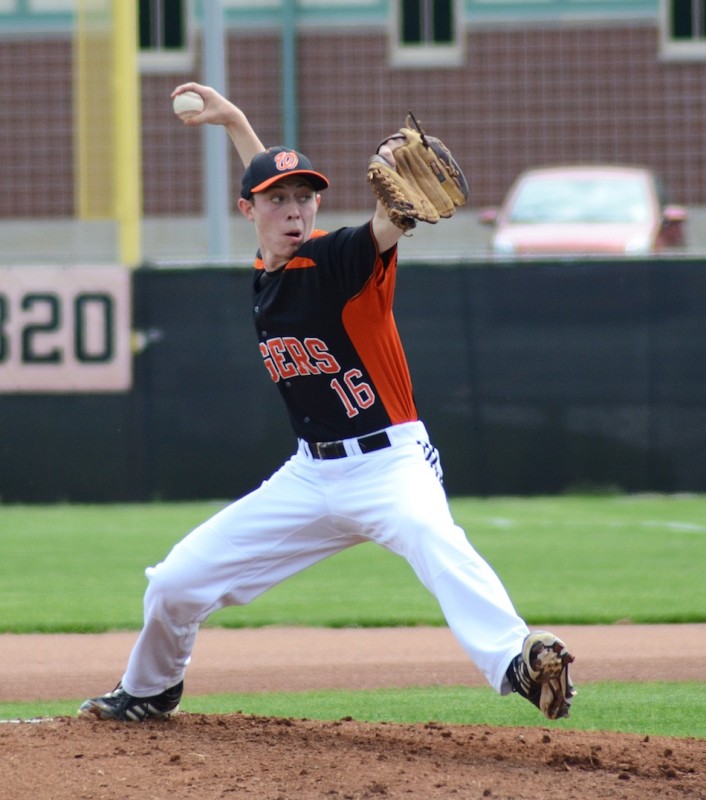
[121,421,529,697]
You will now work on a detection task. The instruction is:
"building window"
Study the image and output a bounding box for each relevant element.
[401,0,453,46]
[661,0,706,59]
[140,0,186,50]
[391,0,464,68]
[138,0,194,73]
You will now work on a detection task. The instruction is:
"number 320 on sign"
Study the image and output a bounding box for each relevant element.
[0,266,132,393]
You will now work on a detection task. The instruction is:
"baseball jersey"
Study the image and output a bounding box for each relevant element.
[252,222,418,442]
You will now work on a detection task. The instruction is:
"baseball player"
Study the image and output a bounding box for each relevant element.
[78,84,575,723]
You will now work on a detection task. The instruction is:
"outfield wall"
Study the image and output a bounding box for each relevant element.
[1,259,704,502]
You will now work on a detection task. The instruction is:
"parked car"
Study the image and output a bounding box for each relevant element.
[479,165,687,256]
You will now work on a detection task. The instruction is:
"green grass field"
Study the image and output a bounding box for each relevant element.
[1,495,705,736]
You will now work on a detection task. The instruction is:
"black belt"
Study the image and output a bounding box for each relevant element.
[307,431,391,460]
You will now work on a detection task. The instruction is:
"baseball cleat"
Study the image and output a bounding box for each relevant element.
[78,680,183,722]
[506,631,575,720]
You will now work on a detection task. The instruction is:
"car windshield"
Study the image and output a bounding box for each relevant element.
[508,175,651,224]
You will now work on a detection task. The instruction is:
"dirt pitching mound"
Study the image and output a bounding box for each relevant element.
[2,625,705,799]
[3,713,705,799]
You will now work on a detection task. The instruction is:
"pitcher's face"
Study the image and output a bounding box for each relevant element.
[239,177,321,271]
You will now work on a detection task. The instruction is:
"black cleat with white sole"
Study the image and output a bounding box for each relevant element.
[506,631,575,720]
[78,681,183,722]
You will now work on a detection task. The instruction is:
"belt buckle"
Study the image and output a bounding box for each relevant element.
[310,441,326,459]
[310,440,345,459]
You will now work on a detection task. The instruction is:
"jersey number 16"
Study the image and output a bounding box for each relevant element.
[330,369,375,418]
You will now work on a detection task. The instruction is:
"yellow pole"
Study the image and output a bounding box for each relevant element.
[73,0,114,220]
[112,0,142,267]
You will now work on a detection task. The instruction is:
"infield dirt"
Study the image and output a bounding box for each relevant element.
[2,624,705,799]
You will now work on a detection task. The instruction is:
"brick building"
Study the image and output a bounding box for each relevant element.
[0,1,704,218]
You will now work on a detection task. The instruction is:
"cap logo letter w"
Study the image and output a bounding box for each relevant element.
[274,151,299,171]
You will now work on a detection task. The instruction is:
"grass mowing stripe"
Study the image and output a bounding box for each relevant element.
[1,683,704,740]
[184,682,706,739]
[1,496,705,631]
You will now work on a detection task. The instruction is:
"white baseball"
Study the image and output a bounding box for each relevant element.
[377,143,396,167]
[173,90,205,120]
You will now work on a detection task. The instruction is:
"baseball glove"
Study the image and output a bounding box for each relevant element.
[367,112,469,232]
